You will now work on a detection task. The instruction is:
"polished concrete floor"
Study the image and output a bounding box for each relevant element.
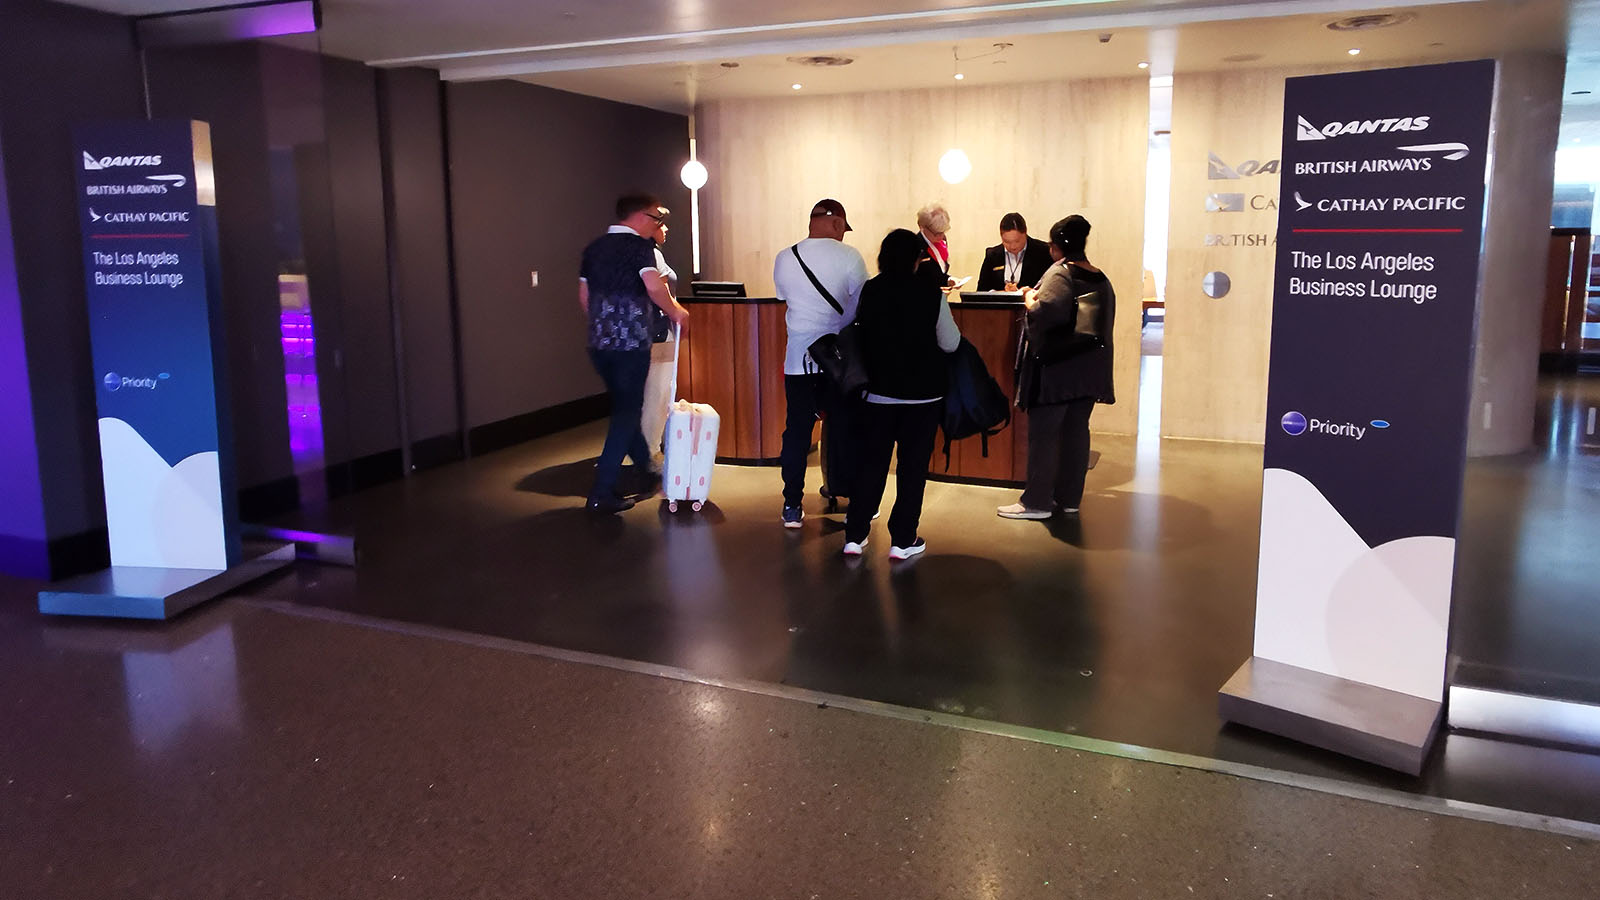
[243,373,1600,826]
[2,585,1596,899]
[1453,376,1600,703]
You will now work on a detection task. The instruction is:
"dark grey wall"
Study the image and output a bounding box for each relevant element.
[146,43,297,495]
[320,54,400,464]
[149,45,409,494]
[379,68,459,449]
[445,81,690,429]
[0,0,145,551]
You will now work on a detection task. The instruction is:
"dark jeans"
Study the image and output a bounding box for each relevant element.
[846,401,942,547]
[1020,397,1096,511]
[781,374,858,507]
[588,347,653,501]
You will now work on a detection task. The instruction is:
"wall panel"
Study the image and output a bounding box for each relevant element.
[1161,68,1288,443]
[698,78,1147,435]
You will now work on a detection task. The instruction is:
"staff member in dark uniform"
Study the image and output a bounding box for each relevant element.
[976,212,1053,292]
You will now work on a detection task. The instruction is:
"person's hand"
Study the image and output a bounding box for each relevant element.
[670,305,690,325]
[1023,288,1040,310]
[1004,281,1019,292]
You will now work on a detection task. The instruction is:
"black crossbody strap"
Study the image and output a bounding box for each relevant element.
[791,245,844,315]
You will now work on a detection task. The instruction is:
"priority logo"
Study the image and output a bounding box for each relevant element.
[1296,115,1431,141]
[1280,410,1391,441]
[102,372,171,392]
[83,151,163,169]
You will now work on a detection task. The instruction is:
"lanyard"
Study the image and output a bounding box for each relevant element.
[1005,251,1022,284]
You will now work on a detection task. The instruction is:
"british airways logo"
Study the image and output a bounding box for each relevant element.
[1296,115,1431,140]
[83,152,163,169]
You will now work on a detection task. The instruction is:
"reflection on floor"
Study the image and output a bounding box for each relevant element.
[254,377,1600,825]
[1454,375,1600,703]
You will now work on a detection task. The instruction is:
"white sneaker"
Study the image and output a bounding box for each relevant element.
[842,539,868,556]
[888,538,926,560]
[997,503,1052,520]
[1058,506,1079,514]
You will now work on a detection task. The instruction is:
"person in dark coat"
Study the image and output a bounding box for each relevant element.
[844,229,961,560]
[998,215,1115,519]
[975,212,1053,292]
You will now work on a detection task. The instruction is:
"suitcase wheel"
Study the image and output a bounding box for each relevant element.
[668,500,679,513]
[692,501,703,512]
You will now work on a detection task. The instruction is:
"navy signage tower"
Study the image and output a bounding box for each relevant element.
[1219,60,1496,774]
[41,120,291,619]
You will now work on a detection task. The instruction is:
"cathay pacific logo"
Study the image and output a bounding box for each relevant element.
[1296,115,1431,141]
[83,152,164,169]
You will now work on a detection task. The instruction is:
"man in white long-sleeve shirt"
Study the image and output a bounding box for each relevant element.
[772,199,869,529]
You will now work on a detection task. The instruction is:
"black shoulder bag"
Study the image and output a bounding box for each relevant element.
[1031,263,1106,365]
[793,245,868,398]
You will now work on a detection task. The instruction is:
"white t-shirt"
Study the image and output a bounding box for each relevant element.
[773,237,869,375]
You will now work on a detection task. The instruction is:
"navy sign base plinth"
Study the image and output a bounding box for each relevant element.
[38,543,294,621]
[1219,657,1443,776]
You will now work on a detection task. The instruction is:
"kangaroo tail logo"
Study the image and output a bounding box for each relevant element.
[1296,116,1326,141]
[1397,142,1470,161]
[1207,152,1241,179]
[82,152,105,170]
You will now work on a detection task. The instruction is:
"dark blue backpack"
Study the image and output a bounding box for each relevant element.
[941,338,1011,470]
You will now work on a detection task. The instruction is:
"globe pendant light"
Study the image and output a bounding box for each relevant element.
[939,148,972,184]
[939,46,972,184]
[680,159,708,190]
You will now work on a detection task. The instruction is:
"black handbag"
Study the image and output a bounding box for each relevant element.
[792,245,868,397]
[808,325,868,398]
[1032,264,1105,364]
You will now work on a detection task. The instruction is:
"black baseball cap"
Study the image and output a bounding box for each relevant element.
[809,198,852,231]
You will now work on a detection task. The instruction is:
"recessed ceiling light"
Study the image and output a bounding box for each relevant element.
[954,73,965,80]
[1348,48,1361,56]
[1327,13,1415,31]
[1138,61,1149,69]
[786,55,854,67]
[791,83,802,90]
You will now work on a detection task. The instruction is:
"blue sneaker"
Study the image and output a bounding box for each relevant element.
[782,506,804,529]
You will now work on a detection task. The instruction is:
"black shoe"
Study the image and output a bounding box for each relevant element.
[586,494,636,515]
[619,466,661,498]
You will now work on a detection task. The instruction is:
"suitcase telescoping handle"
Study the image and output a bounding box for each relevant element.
[669,321,682,405]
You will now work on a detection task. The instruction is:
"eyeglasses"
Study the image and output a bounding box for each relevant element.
[647,212,668,224]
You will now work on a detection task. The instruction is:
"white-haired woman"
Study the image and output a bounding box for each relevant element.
[915,203,958,292]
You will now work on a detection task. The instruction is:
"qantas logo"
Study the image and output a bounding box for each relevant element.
[83,151,164,169]
[1208,152,1280,179]
[1296,115,1431,141]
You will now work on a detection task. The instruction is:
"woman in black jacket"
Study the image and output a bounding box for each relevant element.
[844,229,962,559]
[998,215,1115,519]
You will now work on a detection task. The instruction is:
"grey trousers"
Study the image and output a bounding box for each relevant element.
[1020,397,1096,511]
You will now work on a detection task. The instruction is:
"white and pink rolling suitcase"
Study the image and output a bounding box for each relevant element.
[662,325,719,513]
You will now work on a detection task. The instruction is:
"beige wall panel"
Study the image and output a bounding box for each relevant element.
[1161,68,1291,443]
[698,78,1148,435]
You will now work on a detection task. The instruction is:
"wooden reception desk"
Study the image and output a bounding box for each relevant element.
[675,295,1029,485]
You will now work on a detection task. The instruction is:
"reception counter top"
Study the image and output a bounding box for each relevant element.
[674,295,1031,485]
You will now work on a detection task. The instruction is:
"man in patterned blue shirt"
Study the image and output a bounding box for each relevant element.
[579,194,689,514]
